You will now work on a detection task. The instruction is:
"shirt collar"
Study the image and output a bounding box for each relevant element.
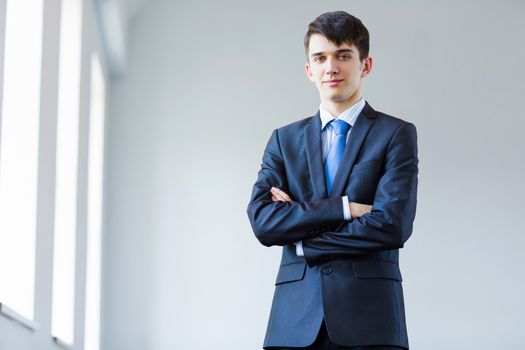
[319,98,366,130]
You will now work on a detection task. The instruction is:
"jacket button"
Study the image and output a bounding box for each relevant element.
[323,267,332,275]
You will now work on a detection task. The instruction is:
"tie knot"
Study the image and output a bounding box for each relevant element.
[330,119,351,135]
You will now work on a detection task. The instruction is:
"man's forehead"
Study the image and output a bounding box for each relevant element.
[308,34,356,56]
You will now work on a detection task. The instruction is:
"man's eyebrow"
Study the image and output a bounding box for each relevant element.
[310,49,355,57]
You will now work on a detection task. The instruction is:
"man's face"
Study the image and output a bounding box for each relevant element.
[305,34,372,107]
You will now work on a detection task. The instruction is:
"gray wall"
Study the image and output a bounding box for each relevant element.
[104,0,525,349]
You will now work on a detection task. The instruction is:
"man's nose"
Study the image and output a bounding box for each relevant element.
[324,57,339,75]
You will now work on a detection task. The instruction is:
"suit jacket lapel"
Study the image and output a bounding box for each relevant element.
[331,102,377,197]
[304,112,328,199]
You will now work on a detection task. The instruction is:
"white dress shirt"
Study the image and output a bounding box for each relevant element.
[295,98,366,256]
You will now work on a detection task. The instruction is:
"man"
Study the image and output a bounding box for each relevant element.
[247,11,418,350]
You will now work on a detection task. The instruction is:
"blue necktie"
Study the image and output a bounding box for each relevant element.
[324,119,351,195]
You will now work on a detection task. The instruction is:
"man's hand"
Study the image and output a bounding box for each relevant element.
[349,202,372,218]
[270,187,292,202]
[270,187,372,218]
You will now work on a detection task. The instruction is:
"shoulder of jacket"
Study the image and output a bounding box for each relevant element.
[373,110,415,129]
[276,114,316,134]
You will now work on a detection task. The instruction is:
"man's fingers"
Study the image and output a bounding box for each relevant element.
[271,187,289,201]
[271,187,292,201]
[270,189,284,202]
[273,191,285,201]
[271,194,284,202]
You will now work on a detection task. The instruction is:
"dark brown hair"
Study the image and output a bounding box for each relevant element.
[304,11,370,61]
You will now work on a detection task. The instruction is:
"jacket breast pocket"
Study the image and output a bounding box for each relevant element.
[275,262,307,285]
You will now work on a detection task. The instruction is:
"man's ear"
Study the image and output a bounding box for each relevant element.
[361,56,373,78]
[305,63,314,82]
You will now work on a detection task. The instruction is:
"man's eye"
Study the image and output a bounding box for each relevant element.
[338,54,351,60]
[314,57,325,62]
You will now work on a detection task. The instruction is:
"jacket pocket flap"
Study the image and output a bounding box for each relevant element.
[275,263,307,285]
[353,261,402,281]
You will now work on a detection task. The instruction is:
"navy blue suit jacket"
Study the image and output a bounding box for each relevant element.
[247,102,418,349]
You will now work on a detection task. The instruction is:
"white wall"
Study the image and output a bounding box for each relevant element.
[104,0,525,349]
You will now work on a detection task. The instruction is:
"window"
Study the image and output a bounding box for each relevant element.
[84,53,106,350]
[0,0,45,321]
[51,0,83,344]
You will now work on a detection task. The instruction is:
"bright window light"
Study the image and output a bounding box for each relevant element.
[84,53,106,350]
[0,0,44,320]
[51,0,83,345]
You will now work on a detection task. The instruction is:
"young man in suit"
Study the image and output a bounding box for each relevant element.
[247,11,418,350]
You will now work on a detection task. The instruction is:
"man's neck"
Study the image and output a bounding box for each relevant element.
[321,94,363,117]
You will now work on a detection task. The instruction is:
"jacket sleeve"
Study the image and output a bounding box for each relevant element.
[247,129,345,247]
[302,123,419,266]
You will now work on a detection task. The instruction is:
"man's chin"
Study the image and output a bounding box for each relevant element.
[323,90,360,105]
[324,94,346,103]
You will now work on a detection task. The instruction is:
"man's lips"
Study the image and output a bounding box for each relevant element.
[323,79,344,87]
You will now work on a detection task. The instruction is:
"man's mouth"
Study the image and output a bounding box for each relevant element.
[323,79,343,87]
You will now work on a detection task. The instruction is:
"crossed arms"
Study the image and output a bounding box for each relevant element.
[247,123,418,265]
[271,187,372,218]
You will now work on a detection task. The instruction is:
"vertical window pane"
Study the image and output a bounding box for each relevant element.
[51,0,83,344]
[0,0,44,320]
[84,53,105,350]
